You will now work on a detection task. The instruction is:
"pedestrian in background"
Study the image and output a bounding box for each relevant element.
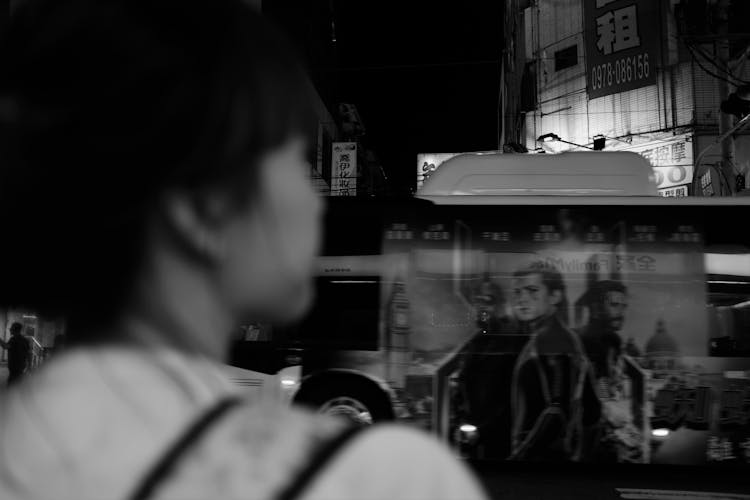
[0,322,31,386]
[0,1,488,499]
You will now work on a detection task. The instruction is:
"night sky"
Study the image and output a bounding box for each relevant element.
[330,2,504,193]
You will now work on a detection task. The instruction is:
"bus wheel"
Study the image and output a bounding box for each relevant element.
[318,396,375,425]
[293,374,395,425]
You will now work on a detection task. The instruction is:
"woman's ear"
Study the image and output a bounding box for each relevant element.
[161,190,229,262]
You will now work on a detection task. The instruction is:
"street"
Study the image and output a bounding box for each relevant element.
[473,462,750,500]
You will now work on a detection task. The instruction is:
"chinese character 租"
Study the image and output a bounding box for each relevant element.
[596,5,642,56]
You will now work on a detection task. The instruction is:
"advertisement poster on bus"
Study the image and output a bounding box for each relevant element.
[382,206,750,465]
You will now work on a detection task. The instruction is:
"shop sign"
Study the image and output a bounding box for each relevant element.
[331,142,357,196]
[658,185,688,197]
[619,134,694,190]
[584,0,662,99]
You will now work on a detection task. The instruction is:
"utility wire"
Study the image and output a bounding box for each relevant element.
[686,43,746,88]
[532,107,711,115]
[687,42,750,85]
[688,43,737,81]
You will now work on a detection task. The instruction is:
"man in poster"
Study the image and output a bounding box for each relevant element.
[455,278,521,459]
[579,281,627,395]
[578,281,645,463]
[509,262,601,462]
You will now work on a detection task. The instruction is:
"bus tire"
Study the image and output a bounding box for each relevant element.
[293,373,395,425]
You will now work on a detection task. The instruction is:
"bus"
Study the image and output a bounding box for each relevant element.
[228,154,750,470]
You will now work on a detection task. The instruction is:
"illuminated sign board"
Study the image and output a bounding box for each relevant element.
[658,185,688,197]
[584,0,662,99]
[331,142,357,196]
[616,133,694,191]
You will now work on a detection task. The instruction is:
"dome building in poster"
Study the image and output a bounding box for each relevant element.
[644,319,683,376]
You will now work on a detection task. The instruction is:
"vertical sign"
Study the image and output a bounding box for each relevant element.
[585,0,661,100]
[331,142,357,196]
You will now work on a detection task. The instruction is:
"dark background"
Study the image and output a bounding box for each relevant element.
[266,0,504,193]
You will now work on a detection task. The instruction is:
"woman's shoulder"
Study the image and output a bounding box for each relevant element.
[0,347,488,500]
[297,421,489,500]
[160,406,488,500]
[152,401,344,499]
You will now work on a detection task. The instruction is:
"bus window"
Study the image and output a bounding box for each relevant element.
[282,276,381,351]
[706,251,750,357]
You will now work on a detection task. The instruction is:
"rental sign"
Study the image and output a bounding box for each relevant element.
[584,0,661,100]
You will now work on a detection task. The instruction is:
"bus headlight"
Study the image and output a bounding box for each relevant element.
[459,424,477,433]
[456,423,479,445]
[651,428,670,438]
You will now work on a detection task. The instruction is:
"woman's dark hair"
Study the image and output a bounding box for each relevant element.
[0,0,317,329]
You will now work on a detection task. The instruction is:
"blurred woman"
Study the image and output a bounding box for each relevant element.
[0,1,487,499]
[0,323,31,386]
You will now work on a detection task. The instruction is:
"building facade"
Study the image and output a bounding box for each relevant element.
[265,0,388,197]
[503,0,750,196]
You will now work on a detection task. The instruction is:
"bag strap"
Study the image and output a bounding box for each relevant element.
[130,396,243,500]
[274,424,364,500]
[130,395,365,500]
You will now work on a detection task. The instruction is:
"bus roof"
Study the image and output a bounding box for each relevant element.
[416,195,750,205]
[417,151,659,197]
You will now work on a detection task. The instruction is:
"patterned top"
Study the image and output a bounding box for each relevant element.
[0,346,487,500]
